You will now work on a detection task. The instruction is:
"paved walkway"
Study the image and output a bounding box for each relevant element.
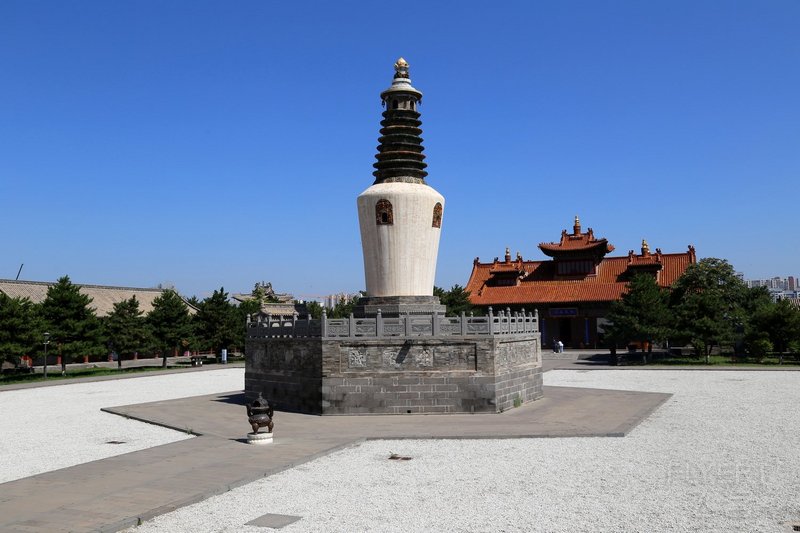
[0,371,670,532]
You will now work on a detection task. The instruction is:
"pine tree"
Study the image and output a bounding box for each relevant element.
[304,300,324,320]
[328,296,360,319]
[0,293,41,367]
[147,289,192,367]
[104,296,150,369]
[40,276,102,373]
[194,288,239,355]
[747,298,800,363]
[434,284,479,317]
[670,258,748,362]
[605,273,671,363]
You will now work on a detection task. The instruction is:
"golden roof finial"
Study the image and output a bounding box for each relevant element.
[573,215,581,235]
[394,57,409,70]
[641,239,650,255]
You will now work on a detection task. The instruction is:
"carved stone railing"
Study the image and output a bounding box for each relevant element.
[246,307,538,339]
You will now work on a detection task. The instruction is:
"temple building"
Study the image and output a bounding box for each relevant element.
[0,278,192,316]
[465,217,696,349]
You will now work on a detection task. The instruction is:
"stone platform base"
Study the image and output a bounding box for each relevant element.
[247,432,273,445]
[353,295,446,317]
[245,334,542,415]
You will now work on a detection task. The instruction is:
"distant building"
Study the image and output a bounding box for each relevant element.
[742,275,799,297]
[465,217,696,349]
[323,292,361,309]
[0,278,193,316]
[232,281,307,318]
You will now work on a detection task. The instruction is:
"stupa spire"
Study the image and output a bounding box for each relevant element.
[372,58,427,184]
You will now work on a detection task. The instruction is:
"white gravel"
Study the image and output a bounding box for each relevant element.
[0,368,244,484]
[125,370,800,533]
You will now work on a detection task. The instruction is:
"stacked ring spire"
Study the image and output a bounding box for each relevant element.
[372,58,428,184]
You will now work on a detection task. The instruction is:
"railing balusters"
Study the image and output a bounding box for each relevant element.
[248,307,540,340]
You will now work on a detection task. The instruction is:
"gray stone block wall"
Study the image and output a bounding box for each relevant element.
[245,333,542,415]
[245,338,324,413]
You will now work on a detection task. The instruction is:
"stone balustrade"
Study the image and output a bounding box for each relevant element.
[246,307,538,339]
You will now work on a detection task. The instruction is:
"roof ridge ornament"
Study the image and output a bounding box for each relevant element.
[394,57,409,78]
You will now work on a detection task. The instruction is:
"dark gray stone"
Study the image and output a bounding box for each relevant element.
[245,333,542,415]
[354,295,446,317]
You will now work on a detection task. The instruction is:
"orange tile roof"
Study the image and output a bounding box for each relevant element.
[488,260,526,274]
[466,248,696,306]
[538,227,614,257]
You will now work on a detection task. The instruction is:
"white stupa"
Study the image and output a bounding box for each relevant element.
[356,58,446,316]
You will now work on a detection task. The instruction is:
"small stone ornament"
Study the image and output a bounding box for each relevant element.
[246,393,274,445]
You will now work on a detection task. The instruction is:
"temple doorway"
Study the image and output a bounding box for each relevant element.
[557,318,573,348]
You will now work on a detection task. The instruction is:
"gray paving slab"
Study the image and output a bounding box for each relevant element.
[246,513,303,528]
[0,384,670,533]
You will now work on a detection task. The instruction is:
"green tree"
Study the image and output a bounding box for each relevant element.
[748,298,800,364]
[434,285,479,316]
[104,296,150,369]
[328,296,360,319]
[745,332,773,363]
[669,258,747,363]
[147,289,193,367]
[233,298,262,352]
[0,293,41,367]
[742,286,774,316]
[305,300,324,320]
[194,288,240,355]
[604,273,672,363]
[40,276,103,374]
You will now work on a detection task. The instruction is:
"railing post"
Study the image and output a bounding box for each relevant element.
[488,307,494,335]
[432,312,440,336]
[292,311,298,338]
[321,309,328,338]
[404,312,412,336]
[461,311,467,336]
[349,313,355,338]
[534,308,539,333]
[376,309,383,338]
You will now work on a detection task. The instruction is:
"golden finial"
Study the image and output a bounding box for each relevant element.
[641,239,650,255]
[394,57,409,70]
[573,215,581,235]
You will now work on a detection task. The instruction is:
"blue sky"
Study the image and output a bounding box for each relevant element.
[2,1,798,299]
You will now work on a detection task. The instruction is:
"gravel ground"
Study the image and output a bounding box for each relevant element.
[127,370,800,533]
[0,368,244,484]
